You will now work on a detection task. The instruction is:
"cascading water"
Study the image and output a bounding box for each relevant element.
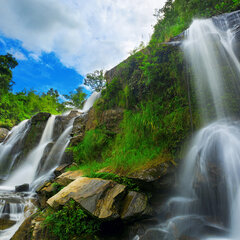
[136,10,240,240]
[0,92,99,239]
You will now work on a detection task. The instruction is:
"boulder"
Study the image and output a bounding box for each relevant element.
[128,161,175,183]
[15,183,29,192]
[47,177,126,220]
[55,170,84,186]
[121,191,150,220]
[0,128,9,143]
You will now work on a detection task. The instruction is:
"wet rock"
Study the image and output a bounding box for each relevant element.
[86,108,124,133]
[31,112,51,123]
[47,177,126,220]
[0,128,9,143]
[67,110,82,119]
[36,181,57,208]
[70,133,85,146]
[122,218,160,240]
[121,191,150,220]
[139,229,167,240]
[72,115,87,136]
[11,216,37,240]
[55,170,84,186]
[59,149,74,165]
[54,163,71,177]
[0,218,16,230]
[128,161,175,183]
[15,183,29,192]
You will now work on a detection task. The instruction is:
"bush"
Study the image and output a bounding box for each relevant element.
[44,200,100,240]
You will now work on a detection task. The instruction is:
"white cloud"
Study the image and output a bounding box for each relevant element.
[0,38,6,46]
[79,83,93,92]
[0,0,166,74]
[8,48,27,60]
[29,53,41,62]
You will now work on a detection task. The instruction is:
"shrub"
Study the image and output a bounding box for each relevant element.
[44,200,100,240]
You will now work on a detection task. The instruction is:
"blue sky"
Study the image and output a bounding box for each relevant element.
[0,0,166,97]
[0,36,83,96]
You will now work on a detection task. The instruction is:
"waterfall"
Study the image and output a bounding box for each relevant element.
[81,91,101,112]
[0,91,99,239]
[183,11,240,122]
[180,11,240,240]
[136,11,240,240]
[3,115,56,188]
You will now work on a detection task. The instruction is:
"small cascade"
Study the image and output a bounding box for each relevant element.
[81,91,101,112]
[32,118,75,190]
[0,120,30,180]
[3,115,56,188]
[0,189,35,240]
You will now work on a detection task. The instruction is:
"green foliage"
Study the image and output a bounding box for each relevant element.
[152,0,240,43]
[99,77,123,109]
[64,87,86,108]
[0,53,18,95]
[51,182,64,195]
[84,172,140,191]
[72,128,113,165]
[215,0,240,12]
[44,200,100,240]
[0,90,65,128]
[84,70,106,92]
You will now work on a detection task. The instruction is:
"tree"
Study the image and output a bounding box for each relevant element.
[84,70,105,92]
[64,87,86,108]
[0,53,18,95]
[47,88,59,98]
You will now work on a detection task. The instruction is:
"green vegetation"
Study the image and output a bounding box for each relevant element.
[72,128,113,165]
[44,200,100,240]
[63,86,86,109]
[51,182,64,195]
[0,88,65,129]
[84,69,105,92]
[152,0,240,43]
[70,43,196,174]
[71,0,239,175]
